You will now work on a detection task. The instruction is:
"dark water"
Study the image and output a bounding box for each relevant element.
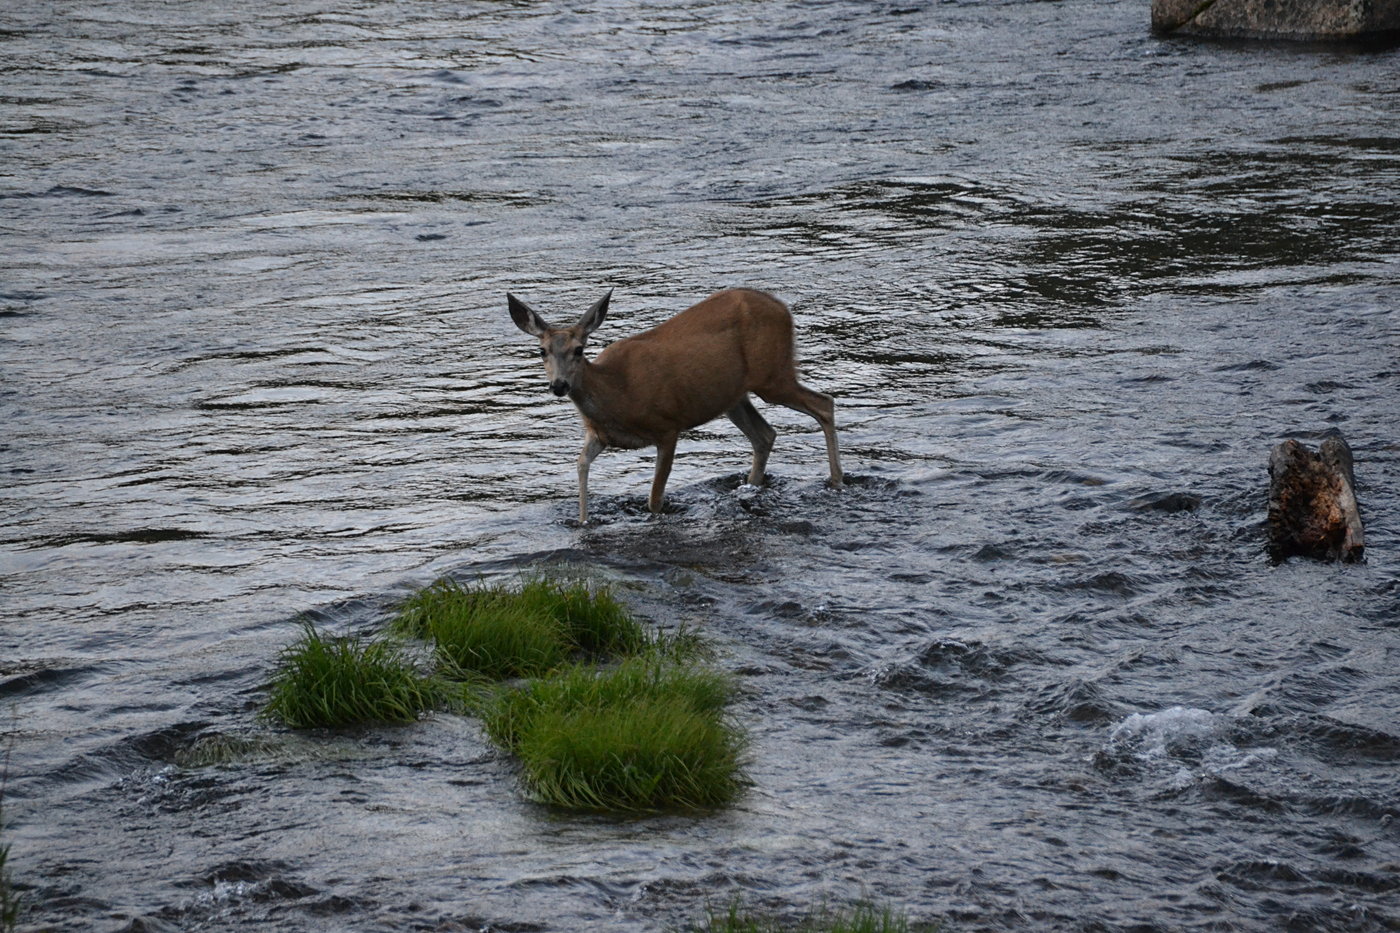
[3,1,1400,930]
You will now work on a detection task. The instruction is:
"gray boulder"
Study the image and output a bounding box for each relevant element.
[1153,0,1400,40]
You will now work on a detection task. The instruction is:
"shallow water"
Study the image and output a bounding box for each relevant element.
[3,0,1399,930]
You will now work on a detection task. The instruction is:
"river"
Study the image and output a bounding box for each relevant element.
[2,1,1399,930]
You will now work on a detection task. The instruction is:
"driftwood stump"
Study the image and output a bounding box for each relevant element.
[1267,431,1365,563]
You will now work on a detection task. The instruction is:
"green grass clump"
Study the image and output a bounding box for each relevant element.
[1,731,20,933]
[263,624,455,728]
[264,575,742,814]
[481,654,733,750]
[698,901,936,933]
[394,576,647,678]
[480,656,745,812]
[0,811,16,933]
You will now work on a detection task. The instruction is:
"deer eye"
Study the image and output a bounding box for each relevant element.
[538,348,547,359]
[573,347,584,358]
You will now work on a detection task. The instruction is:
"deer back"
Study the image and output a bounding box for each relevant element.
[582,289,796,444]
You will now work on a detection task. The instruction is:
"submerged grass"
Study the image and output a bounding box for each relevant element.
[481,656,745,812]
[1,730,19,933]
[698,901,938,933]
[0,848,14,933]
[0,810,15,933]
[174,733,301,768]
[262,623,457,728]
[394,576,647,678]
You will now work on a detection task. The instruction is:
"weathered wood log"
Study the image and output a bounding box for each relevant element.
[1153,0,1400,41]
[1267,431,1365,563]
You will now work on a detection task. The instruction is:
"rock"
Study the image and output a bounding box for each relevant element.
[1152,0,1400,41]
[1267,431,1365,563]
[1126,490,1203,514]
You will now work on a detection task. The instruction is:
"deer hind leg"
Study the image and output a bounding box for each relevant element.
[577,432,605,523]
[759,380,844,487]
[726,397,776,486]
[648,433,678,514]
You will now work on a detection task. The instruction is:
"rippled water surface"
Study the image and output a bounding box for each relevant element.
[3,1,1399,930]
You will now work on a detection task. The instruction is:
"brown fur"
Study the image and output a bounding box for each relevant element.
[508,288,843,522]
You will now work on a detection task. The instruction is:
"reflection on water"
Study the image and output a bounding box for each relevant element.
[3,0,1399,930]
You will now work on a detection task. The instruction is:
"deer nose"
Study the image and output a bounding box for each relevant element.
[550,379,569,396]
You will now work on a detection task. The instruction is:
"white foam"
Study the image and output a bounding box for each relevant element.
[1107,706,1222,759]
[1104,706,1277,787]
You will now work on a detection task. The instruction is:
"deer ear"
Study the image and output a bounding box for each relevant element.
[577,289,611,336]
[507,293,550,336]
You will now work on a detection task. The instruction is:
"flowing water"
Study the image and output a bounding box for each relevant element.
[3,1,1399,930]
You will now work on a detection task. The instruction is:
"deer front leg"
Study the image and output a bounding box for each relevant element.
[577,432,605,523]
[648,433,678,514]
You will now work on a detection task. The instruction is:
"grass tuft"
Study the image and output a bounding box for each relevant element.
[698,900,937,933]
[480,656,745,812]
[393,576,648,678]
[480,654,731,751]
[262,623,455,728]
[263,575,739,814]
[1,739,18,933]
[0,845,14,933]
[0,823,16,932]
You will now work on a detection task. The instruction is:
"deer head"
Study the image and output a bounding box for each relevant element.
[507,290,612,397]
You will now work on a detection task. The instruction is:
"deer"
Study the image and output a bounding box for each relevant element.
[507,287,843,523]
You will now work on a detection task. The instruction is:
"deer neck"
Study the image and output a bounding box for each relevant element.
[567,359,638,446]
[567,359,610,421]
